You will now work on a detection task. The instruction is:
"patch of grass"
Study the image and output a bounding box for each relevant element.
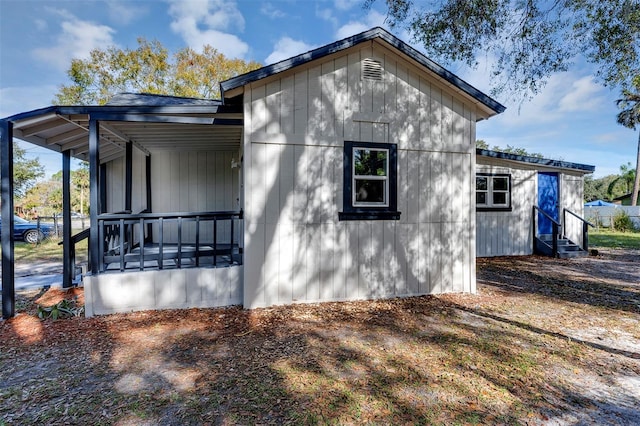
[2,233,89,265]
[589,229,640,249]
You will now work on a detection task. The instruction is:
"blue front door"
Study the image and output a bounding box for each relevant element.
[538,172,559,235]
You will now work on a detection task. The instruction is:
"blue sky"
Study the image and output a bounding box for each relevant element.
[0,0,636,179]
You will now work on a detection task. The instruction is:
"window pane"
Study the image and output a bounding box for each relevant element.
[476,177,488,190]
[476,192,487,205]
[355,179,386,203]
[493,192,507,205]
[354,149,387,177]
[493,177,508,191]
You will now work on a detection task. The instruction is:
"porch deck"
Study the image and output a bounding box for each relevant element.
[103,242,242,271]
[96,210,243,274]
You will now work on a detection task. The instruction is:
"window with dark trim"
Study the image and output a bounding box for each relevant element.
[476,173,512,211]
[339,141,401,221]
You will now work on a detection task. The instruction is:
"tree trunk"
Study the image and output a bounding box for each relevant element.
[632,130,640,206]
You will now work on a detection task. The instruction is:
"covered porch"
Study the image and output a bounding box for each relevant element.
[1,94,245,318]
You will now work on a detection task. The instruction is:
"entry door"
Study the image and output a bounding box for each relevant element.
[537,172,559,235]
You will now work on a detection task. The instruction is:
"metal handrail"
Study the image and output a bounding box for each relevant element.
[563,208,594,251]
[563,208,595,228]
[533,205,561,256]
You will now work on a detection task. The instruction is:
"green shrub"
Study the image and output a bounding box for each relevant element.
[611,210,636,232]
[37,298,84,320]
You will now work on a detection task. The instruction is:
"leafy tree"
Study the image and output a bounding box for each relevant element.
[50,163,89,214]
[54,38,261,105]
[71,163,89,216]
[367,0,640,98]
[21,180,62,217]
[606,162,636,199]
[615,77,640,205]
[172,46,262,99]
[583,175,607,202]
[475,140,543,158]
[12,144,45,199]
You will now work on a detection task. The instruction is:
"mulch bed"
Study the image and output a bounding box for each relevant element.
[1,249,639,425]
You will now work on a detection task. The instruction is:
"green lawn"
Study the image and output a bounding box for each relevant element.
[589,229,640,249]
[3,234,88,265]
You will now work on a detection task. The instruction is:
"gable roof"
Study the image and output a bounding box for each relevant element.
[477,149,595,173]
[221,27,506,117]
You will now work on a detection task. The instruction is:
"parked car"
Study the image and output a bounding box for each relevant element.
[0,216,55,243]
[54,212,86,219]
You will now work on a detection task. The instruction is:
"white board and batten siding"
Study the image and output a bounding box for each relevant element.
[561,173,586,247]
[150,150,240,244]
[475,164,536,257]
[243,42,481,309]
[104,148,241,244]
[104,145,148,214]
[84,266,243,317]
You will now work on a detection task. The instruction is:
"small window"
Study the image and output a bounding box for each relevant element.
[476,173,511,211]
[339,141,400,221]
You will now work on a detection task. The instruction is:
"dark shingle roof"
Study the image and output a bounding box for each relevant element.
[221,27,505,115]
[106,93,222,106]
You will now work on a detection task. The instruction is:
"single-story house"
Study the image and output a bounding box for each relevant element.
[612,192,639,206]
[476,149,594,258]
[1,27,593,319]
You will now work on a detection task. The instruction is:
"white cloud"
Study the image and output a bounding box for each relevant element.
[334,0,360,11]
[31,11,116,71]
[34,19,47,31]
[260,2,285,19]
[335,10,386,39]
[106,0,148,25]
[167,0,248,57]
[265,37,317,64]
[558,76,607,113]
[316,8,338,27]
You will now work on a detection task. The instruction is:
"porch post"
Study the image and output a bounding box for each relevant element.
[89,118,101,274]
[145,154,152,241]
[125,141,132,212]
[62,149,73,288]
[99,163,107,213]
[1,120,15,319]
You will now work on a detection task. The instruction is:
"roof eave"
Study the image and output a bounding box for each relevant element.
[477,149,595,173]
[220,26,505,116]
[3,104,243,123]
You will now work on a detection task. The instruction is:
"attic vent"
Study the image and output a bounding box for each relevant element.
[362,58,383,81]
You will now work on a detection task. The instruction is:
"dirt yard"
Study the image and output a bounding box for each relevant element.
[1,249,639,425]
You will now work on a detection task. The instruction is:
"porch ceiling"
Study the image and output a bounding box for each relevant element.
[7,106,243,163]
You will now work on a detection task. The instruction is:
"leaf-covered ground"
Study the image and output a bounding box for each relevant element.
[1,249,639,425]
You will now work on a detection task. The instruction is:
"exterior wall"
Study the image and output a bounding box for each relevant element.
[476,157,587,257]
[561,173,586,246]
[149,150,240,244]
[84,266,243,317]
[243,42,479,308]
[105,145,147,213]
[104,148,240,244]
[476,163,536,257]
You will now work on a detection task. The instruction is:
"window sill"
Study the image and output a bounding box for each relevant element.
[476,207,513,212]
[338,211,401,221]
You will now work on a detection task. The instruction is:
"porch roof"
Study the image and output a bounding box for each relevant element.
[2,93,243,163]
